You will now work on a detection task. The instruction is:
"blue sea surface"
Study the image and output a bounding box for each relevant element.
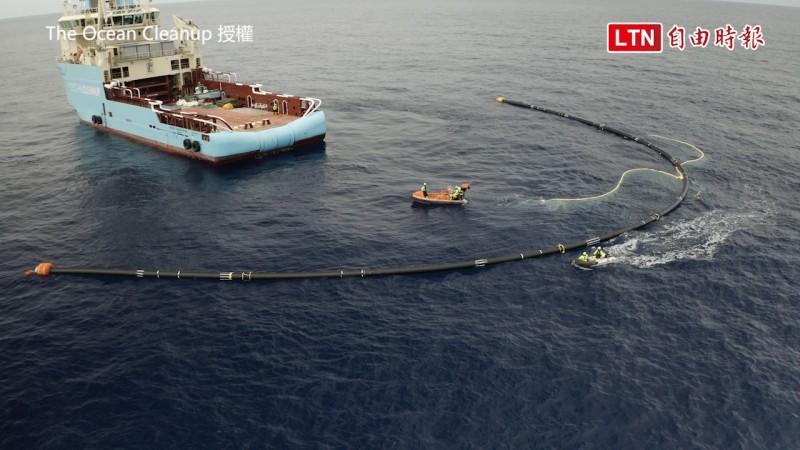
[2,0,800,448]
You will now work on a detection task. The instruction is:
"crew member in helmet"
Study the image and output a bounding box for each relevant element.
[451,185,463,200]
[421,182,428,198]
[593,247,607,258]
[578,252,589,262]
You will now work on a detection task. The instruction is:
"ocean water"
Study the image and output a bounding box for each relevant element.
[2,0,800,448]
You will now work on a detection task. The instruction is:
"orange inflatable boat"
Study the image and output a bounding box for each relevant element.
[412,183,470,205]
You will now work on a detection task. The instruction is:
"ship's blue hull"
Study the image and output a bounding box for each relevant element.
[58,63,326,163]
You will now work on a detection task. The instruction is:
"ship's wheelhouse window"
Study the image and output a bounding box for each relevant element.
[112,15,122,26]
[162,41,175,55]
[135,43,150,58]
[180,58,190,69]
[149,43,162,57]
[60,19,81,28]
[110,67,130,79]
[171,59,180,70]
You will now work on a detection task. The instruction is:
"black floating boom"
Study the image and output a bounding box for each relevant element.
[26,98,689,281]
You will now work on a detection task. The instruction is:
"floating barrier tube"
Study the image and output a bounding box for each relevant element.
[26,98,689,281]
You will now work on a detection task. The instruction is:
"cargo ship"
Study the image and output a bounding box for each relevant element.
[55,0,326,164]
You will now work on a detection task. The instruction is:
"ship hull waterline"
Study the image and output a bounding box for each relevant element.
[81,119,326,165]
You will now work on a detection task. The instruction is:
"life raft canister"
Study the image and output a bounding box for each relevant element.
[192,141,201,152]
[183,138,192,150]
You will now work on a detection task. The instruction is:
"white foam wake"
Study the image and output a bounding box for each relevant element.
[598,202,775,268]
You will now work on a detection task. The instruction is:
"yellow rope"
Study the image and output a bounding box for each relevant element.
[545,135,704,204]
[649,134,705,165]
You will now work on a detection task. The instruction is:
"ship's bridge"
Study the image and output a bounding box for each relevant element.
[58,0,204,101]
[59,0,160,31]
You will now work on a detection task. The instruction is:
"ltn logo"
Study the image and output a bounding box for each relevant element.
[607,23,663,53]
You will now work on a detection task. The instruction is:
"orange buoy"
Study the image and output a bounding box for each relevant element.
[26,262,54,277]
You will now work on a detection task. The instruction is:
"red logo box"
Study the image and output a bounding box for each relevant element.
[607,23,663,53]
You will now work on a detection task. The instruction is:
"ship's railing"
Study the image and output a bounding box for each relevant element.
[104,84,152,108]
[115,47,180,63]
[157,111,235,133]
[108,5,142,12]
[301,97,322,117]
[104,0,146,11]
[106,94,150,107]
[103,85,232,133]
[200,115,235,132]
[149,102,234,133]
[63,5,149,17]
[193,67,323,118]
[202,71,238,83]
[106,84,141,98]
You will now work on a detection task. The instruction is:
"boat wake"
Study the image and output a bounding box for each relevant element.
[594,202,775,268]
